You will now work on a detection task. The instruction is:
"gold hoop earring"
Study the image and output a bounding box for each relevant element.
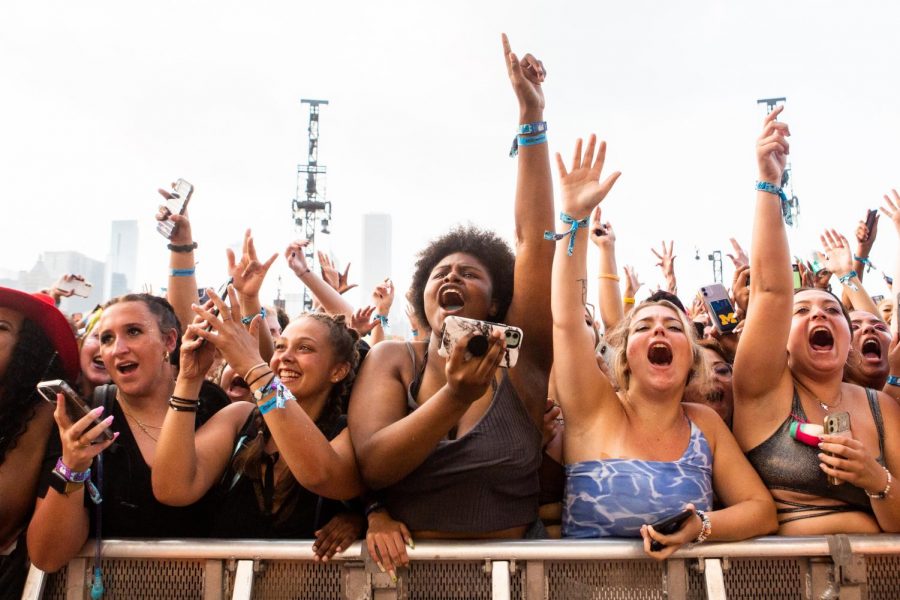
[163,350,171,363]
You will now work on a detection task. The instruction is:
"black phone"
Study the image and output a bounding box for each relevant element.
[865,209,878,240]
[648,508,694,551]
[36,380,115,443]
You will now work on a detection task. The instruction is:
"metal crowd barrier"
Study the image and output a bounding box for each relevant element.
[20,535,900,599]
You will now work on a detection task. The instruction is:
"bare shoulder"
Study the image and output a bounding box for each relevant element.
[683,402,731,450]
[875,389,900,423]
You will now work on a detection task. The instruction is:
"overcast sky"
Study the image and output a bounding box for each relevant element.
[3,1,900,318]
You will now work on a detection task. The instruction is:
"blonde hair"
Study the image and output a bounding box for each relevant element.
[606,300,710,393]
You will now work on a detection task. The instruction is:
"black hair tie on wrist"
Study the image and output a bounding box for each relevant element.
[167,242,198,253]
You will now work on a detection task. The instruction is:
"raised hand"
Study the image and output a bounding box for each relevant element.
[177,305,218,382]
[285,240,313,278]
[856,211,879,253]
[820,229,854,277]
[756,105,790,185]
[189,285,265,378]
[879,189,900,235]
[555,135,621,220]
[732,265,750,314]
[589,206,616,248]
[372,279,395,316]
[227,229,277,300]
[350,306,378,337]
[726,238,749,269]
[651,241,676,278]
[623,265,643,299]
[501,33,545,112]
[319,251,358,294]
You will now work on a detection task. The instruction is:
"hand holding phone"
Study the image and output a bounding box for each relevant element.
[699,284,738,334]
[823,412,851,486]
[156,178,194,239]
[438,316,523,368]
[648,508,695,552]
[54,274,93,298]
[36,380,115,443]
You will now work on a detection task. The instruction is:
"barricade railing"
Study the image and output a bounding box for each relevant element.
[21,535,900,600]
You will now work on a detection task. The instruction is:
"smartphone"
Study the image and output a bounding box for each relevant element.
[156,178,194,239]
[700,284,738,334]
[648,508,694,551]
[198,278,233,343]
[55,276,93,298]
[438,316,523,368]
[865,209,878,240]
[872,295,885,305]
[36,380,115,443]
[823,411,851,486]
[808,252,825,276]
[792,264,803,289]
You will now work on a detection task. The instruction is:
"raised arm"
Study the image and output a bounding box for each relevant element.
[622,266,642,316]
[651,241,677,295]
[551,135,621,425]
[589,207,626,330]
[500,34,555,380]
[853,210,879,283]
[879,190,900,401]
[286,241,354,317]
[733,106,792,406]
[157,184,199,332]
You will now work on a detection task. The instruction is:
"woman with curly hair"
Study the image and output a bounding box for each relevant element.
[152,285,366,551]
[0,287,78,597]
[346,35,555,576]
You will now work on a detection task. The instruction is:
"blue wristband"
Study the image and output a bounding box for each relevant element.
[888,375,900,387]
[374,314,389,327]
[544,212,590,256]
[517,121,548,136]
[509,127,549,157]
[170,267,196,277]
[839,270,859,291]
[755,181,788,202]
[258,396,278,415]
[517,132,548,147]
[241,306,267,326]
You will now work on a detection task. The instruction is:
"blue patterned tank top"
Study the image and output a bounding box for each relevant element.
[562,420,713,538]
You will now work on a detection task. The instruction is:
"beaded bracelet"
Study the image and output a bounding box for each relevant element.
[865,467,892,500]
[693,509,712,544]
[167,241,198,253]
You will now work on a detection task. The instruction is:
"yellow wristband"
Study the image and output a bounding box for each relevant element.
[623,297,636,304]
[597,273,620,282]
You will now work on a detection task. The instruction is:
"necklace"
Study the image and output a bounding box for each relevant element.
[116,395,163,442]
[795,379,843,413]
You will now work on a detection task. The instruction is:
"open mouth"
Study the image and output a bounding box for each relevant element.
[278,368,302,383]
[648,343,673,366]
[116,361,139,375]
[229,376,249,390]
[439,287,465,312]
[706,388,725,404]
[862,337,883,360]
[91,357,107,372]
[809,327,834,351]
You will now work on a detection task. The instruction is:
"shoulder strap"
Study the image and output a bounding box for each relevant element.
[865,388,886,462]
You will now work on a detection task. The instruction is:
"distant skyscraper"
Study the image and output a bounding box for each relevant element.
[362,213,392,299]
[107,220,139,298]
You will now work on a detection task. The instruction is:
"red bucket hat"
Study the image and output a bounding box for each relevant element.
[0,287,79,381]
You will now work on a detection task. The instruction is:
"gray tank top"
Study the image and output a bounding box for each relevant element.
[381,343,543,533]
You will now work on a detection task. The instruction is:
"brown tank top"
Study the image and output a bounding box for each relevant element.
[380,343,542,533]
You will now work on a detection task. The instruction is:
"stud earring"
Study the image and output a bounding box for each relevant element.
[164,350,171,363]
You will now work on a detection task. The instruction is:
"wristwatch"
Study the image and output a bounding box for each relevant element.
[48,471,85,495]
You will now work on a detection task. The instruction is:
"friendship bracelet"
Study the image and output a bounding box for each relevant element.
[597,273,620,282]
[838,270,859,291]
[509,122,548,157]
[167,241,198,253]
[171,267,196,277]
[241,307,267,326]
[887,375,900,387]
[755,181,788,202]
[258,396,279,415]
[243,362,270,383]
[693,509,712,544]
[623,297,636,305]
[544,212,590,256]
[54,457,92,483]
[253,374,295,412]
[854,255,876,272]
[246,369,274,388]
[374,314,389,327]
[866,466,892,500]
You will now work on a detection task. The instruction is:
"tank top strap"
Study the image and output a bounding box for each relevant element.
[790,385,807,421]
[865,387,886,464]
[405,342,426,412]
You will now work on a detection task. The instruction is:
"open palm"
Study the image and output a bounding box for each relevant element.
[556,135,621,219]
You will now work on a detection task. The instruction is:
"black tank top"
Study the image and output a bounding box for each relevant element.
[745,387,885,519]
[380,343,542,533]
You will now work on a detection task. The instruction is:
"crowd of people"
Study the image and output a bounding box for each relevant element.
[2,34,899,597]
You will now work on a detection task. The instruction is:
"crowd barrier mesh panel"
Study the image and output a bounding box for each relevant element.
[866,554,900,600]
[720,558,805,600]
[546,560,665,600]
[404,560,524,600]
[42,570,67,600]
[222,560,343,600]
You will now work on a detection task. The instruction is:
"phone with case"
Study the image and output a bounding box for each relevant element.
[36,379,115,443]
[648,508,694,551]
[699,284,738,334]
[54,276,93,298]
[156,178,194,239]
[823,411,851,486]
[438,316,523,368]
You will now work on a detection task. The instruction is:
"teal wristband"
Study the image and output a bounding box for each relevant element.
[241,306,266,326]
[171,267,196,277]
[887,375,900,387]
[374,314,389,327]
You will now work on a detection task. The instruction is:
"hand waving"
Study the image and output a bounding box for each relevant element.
[555,135,621,220]
[820,229,854,277]
[227,229,277,300]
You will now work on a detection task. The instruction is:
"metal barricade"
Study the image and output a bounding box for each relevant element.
[25,535,900,600]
